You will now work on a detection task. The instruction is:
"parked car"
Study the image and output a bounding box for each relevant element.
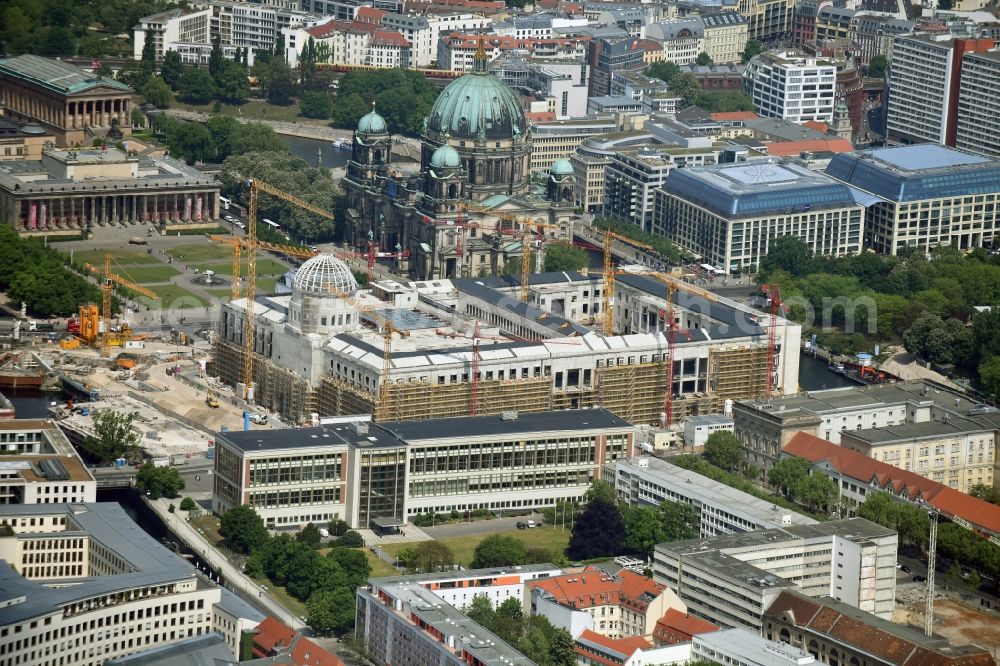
[913,574,927,582]
[516,521,527,529]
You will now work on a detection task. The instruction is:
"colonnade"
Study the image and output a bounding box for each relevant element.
[14,191,220,231]
[0,78,130,132]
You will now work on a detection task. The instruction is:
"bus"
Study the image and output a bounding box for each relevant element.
[219,196,231,210]
[262,219,280,230]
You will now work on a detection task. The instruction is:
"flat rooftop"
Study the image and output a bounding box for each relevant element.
[695,628,814,663]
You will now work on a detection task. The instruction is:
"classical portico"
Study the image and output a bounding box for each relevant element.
[0,55,133,148]
[0,148,220,235]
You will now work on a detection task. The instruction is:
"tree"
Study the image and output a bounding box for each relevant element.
[543,243,589,272]
[622,505,664,556]
[969,483,1000,505]
[660,500,699,542]
[228,123,288,156]
[307,587,356,635]
[968,569,982,589]
[266,60,297,105]
[584,479,617,505]
[136,464,185,499]
[178,68,217,103]
[646,61,680,84]
[696,52,714,66]
[328,518,350,536]
[179,497,197,511]
[668,73,702,108]
[42,27,77,58]
[412,540,454,571]
[903,313,950,363]
[741,39,765,64]
[297,522,322,548]
[218,64,250,104]
[300,36,318,86]
[867,54,888,79]
[768,457,810,497]
[694,91,755,113]
[472,535,528,568]
[82,409,140,463]
[131,107,146,129]
[171,122,216,164]
[568,498,625,560]
[300,91,333,119]
[335,530,364,548]
[330,92,370,129]
[141,76,173,109]
[220,506,270,555]
[161,50,183,89]
[208,34,225,81]
[139,33,157,85]
[760,235,815,278]
[791,474,837,513]
[979,355,1000,398]
[703,431,742,472]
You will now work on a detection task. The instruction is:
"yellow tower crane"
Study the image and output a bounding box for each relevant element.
[240,178,337,401]
[512,218,565,303]
[208,235,319,302]
[83,256,157,357]
[599,230,654,336]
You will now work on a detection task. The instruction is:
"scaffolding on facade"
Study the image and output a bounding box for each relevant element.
[211,339,315,419]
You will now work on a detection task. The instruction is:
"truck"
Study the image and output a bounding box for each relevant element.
[170,454,188,466]
[318,528,330,539]
[152,458,170,468]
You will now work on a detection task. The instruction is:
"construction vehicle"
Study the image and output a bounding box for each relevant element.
[115,353,140,370]
[206,391,220,408]
[83,256,156,357]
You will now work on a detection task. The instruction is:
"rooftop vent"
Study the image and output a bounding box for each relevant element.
[500,411,519,421]
[352,422,369,435]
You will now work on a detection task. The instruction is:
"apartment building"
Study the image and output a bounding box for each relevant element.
[381,12,489,67]
[743,50,837,123]
[605,457,817,537]
[438,33,588,71]
[886,34,993,146]
[603,143,721,232]
[825,144,1000,255]
[213,409,636,529]
[0,503,264,666]
[529,116,618,173]
[132,8,212,61]
[526,567,685,639]
[848,15,913,67]
[652,518,898,631]
[814,5,854,42]
[782,431,1000,541]
[737,0,797,40]
[956,50,1000,160]
[653,161,865,275]
[0,419,96,505]
[734,378,1000,480]
[283,19,411,68]
[700,11,750,64]
[763,591,997,666]
[646,19,705,66]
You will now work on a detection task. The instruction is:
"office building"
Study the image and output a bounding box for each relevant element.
[0,55,133,148]
[587,36,646,97]
[528,116,618,173]
[825,144,1000,254]
[654,161,865,274]
[692,627,816,665]
[782,431,1000,540]
[742,50,837,123]
[652,518,898,630]
[885,34,993,146]
[956,50,1000,159]
[700,11,750,64]
[606,456,817,537]
[684,414,734,447]
[680,63,745,91]
[212,409,636,529]
[104,633,237,666]
[734,378,1000,478]
[0,119,50,162]
[849,15,913,67]
[571,130,652,212]
[763,591,997,666]
[356,573,539,666]
[604,143,722,232]
[526,566,686,639]
[0,147,222,236]
[0,503,264,666]
[0,419,96,504]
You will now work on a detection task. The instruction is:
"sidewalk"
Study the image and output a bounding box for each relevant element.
[146,496,305,630]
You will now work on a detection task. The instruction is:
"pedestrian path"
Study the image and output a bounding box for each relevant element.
[357,524,432,547]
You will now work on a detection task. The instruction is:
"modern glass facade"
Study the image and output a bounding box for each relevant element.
[357,446,407,529]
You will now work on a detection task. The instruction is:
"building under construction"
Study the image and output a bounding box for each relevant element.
[211,254,799,425]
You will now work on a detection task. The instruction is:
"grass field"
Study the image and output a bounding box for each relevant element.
[189,258,289,277]
[110,265,182,283]
[167,243,235,263]
[268,584,307,618]
[384,526,570,567]
[366,551,399,578]
[75,249,162,266]
[191,515,224,548]
[136,285,209,309]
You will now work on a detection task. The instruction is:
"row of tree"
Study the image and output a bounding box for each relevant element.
[645,61,755,113]
[0,227,102,317]
[465,596,576,666]
[151,114,287,165]
[330,69,442,136]
[219,506,370,634]
[592,217,686,263]
[758,236,1000,395]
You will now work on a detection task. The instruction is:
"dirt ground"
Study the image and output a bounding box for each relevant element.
[896,597,1000,656]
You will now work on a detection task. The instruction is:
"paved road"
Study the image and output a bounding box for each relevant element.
[420,512,547,540]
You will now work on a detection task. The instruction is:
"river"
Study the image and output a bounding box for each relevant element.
[798,351,857,392]
[280,134,352,169]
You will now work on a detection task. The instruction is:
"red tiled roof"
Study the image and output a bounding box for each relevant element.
[575,630,653,666]
[250,617,345,666]
[305,20,348,39]
[638,38,664,52]
[652,608,719,644]
[783,432,1000,535]
[766,138,854,156]
[371,30,411,48]
[355,6,385,23]
[252,617,297,658]
[527,567,665,612]
[803,119,829,133]
[289,636,344,666]
[766,591,996,666]
[526,111,557,122]
[710,111,758,121]
[441,32,589,51]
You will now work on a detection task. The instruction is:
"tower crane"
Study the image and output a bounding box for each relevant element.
[498,217,565,303]
[354,305,409,421]
[761,284,784,398]
[240,178,337,401]
[209,235,318,302]
[599,230,654,336]
[83,256,156,357]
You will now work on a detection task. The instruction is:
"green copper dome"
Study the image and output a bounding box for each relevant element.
[430,144,462,168]
[357,107,387,135]
[550,158,574,176]
[427,66,526,141]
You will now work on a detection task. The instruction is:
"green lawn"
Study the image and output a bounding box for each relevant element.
[136,285,209,309]
[256,277,280,293]
[110,265,181,284]
[191,515,224,548]
[175,99,306,124]
[268,584,307,618]
[366,551,399,578]
[384,527,571,567]
[75,249,162,266]
[189,258,289,277]
[205,289,234,301]
[167,242,236,263]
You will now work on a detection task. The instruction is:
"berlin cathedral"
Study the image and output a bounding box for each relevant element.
[342,39,577,280]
